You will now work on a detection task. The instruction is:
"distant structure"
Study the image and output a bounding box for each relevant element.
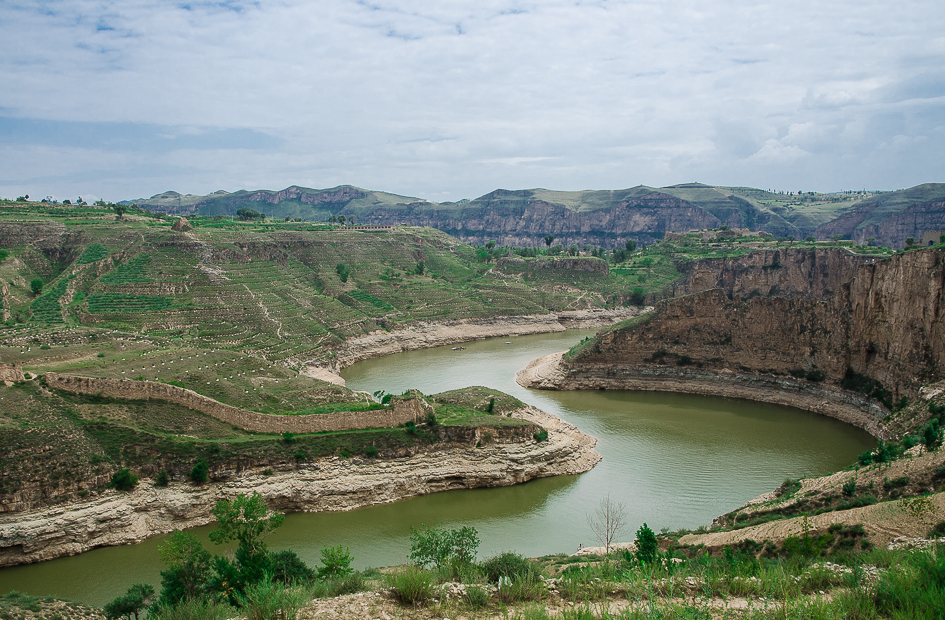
[921,230,945,246]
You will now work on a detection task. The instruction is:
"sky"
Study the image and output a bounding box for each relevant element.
[1,0,943,203]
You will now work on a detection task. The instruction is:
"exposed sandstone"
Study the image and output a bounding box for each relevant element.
[518,248,945,438]
[0,405,600,567]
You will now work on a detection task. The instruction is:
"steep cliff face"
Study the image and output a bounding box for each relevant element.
[539,248,945,430]
[671,248,874,300]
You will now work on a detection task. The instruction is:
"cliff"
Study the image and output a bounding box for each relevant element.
[0,404,600,567]
[130,183,945,248]
[519,248,945,437]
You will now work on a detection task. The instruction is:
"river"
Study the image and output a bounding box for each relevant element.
[0,329,874,607]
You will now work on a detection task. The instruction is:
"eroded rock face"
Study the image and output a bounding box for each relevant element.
[520,248,945,436]
[0,406,600,567]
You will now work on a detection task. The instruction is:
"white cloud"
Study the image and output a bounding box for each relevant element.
[0,0,943,201]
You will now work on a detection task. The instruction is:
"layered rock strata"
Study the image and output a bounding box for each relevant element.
[518,248,945,438]
[0,405,600,567]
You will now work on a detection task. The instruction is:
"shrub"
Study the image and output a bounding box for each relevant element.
[190,460,209,483]
[928,521,945,538]
[270,549,315,584]
[103,583,153,620]
[365,446,379,458]
[634,523,659,565]
[318,545,354,580]
[148,598,236,620]
[111,467,139,491]
[281,431,296,444]
[481,552,534,583]
[463,585,490,609]
[387,566,434,605]
[533,430,548,442]
[155,470,170,487]
[842,480,857,497]
[237,577,308,620]
[409,525,480,568]
[335,263,350,283]
[30,278,44,295]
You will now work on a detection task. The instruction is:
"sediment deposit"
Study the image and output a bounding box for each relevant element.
[0,405,600,567]
[324,308,645,372]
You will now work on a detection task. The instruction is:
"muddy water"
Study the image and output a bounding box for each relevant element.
[0,329,874,607]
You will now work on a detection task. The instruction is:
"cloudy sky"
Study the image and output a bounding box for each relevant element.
[1,0,943,203]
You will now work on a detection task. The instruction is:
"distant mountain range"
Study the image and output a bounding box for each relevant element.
[126,182,945,248]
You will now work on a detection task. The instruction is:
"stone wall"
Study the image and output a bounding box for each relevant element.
[45,373,427,433]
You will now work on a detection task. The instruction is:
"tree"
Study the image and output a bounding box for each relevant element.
[30,278,44,295]
[190,460,209,483]
[415,261,425,275]
[209,492,285,557]
[103,583,154,620]
[157,532,213,605]
[543,234,555,247]
[317,545,354,580]
[236,207,262,221]
[866,237,876,247]
[113,204,127,219]
[409,525,480,568]
[634,523,659,565]
[625,239,637,252]
[587,494,628,554]
[336,263,349,283]
[338,215,346,225]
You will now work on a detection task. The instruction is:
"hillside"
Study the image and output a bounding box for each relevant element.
[125,182,945,248]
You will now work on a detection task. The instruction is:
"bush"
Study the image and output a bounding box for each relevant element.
[365,446,379,458]
[481,552,534,583]
[842,480,857,497]
[635,523,659,565]
[237,577,308,620]
[270,550,315,584]
[103,583,153,620]
[318,545,354,580]
[155,470,170,487]
[281,431,296,444]
[148,598,236,620]
[533,430,548,442]
[387,566,434,605]
[409,525,480,569]
[111,467,139,491]
[463,585,490,609]
[190,460,209,483]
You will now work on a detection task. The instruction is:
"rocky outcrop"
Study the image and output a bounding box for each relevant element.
[45,373,428,434]
[0,364,24,384]
[323,309,647,372]
[519,248,945,437]
[517,353,890,438]
[0,405,600,567]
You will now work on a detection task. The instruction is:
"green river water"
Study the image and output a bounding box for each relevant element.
[0,329,875,607]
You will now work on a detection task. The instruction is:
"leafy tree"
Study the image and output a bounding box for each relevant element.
[110,467,139,491]
[271,549,315,584]
[625,239,637,252]
[335,263,349,283]
[157,532,213,606]
[337,215,346,225]
[630,287,646,305]
[30,278,44,295]
[209,492,285,557]
[923,420,943,450]
[0,249,8,262]
[317,545,354,580]
[236,207,262,221]
[415,261,424,275]
[155,470,169,487]
[103,583,154,620]
[409,525,480,568]
[543,234,554,247]
[113,204,127,219]
[635,523,659,565]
